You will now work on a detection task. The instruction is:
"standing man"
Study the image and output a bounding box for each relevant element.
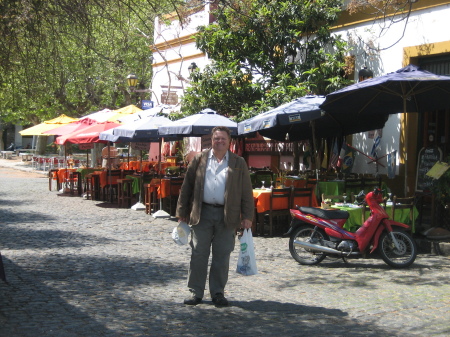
[176,126,254,306]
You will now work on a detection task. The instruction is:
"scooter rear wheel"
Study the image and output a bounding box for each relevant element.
[289,225,328,265]
[378,230,417,268]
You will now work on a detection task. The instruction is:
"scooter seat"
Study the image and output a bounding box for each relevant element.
[299,206,349,220]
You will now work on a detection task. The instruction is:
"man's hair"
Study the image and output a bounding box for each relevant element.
[211,126,231,139]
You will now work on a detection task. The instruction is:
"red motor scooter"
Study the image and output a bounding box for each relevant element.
[287,188,417,268]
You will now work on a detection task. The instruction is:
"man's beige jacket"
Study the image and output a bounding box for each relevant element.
[176,150,254,228]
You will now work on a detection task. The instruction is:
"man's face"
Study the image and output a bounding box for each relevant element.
[212,130,231,152]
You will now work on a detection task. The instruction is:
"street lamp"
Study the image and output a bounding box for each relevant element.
[358,66,374,82]
[187,62,198,75]
[126,73,152,93]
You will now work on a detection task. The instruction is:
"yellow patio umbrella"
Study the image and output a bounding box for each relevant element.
[107,104,142,123]
[19,114,79,136]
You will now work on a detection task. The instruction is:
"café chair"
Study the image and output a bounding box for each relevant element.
[391,195,416,232]
[117,178,133,208]
[305,176,317,189]
[292,187,314,208]
[68,171,82,196]
[363,175,382,193]
[361,195,386,223]
[145,178,162,215]
[168,177,184,216]
[48,169,60,191]
[267,187,291,236]
[144,183,152,214]
[102,169,122,202]
[344,177,364,195]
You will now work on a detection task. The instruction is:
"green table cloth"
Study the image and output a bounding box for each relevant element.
[331,204,419,232]
[76,168,101,180]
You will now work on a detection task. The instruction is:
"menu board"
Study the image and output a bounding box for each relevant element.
[416,146,442,192]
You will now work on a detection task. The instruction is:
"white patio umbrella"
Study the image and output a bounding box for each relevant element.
[158,108,238,137]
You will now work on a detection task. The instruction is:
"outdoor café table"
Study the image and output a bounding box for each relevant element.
[120,161,152,172]
[19,153,33,161]
[1,151,14,159]
[119,161,170,173]
[252,188,320,235]
[124,174,154,197]
[76,167,99,180]
[330,202,419,232]
[95,170,121,189]
[317,180,345,197]
[144,178,174,201]
[318,180,389,199]
[53,168,77,188]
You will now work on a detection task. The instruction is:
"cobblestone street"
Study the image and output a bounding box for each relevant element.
[1,160,449,336]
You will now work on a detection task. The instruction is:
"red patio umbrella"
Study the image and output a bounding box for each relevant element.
[55,121,121,145]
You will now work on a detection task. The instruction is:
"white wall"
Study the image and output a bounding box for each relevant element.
[151,4,212,107]
[333,5,450,175]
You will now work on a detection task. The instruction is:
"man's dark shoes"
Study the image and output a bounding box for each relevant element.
[184,294,202,305]
[212,293,229,307]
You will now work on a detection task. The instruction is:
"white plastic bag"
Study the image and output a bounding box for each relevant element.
[172,221,191,245]
[236,228,258,276]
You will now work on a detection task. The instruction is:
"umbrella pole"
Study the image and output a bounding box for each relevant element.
[403,98,409,196]
[128,142,130,167]
[131,149,145,210]
[152,138,170,218]
[108,142,112,202]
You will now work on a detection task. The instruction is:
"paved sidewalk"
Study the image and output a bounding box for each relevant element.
[1,159,449,336]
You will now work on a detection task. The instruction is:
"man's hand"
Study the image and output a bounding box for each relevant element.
[241,219,252,229]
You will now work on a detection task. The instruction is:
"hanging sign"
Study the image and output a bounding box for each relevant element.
[78,143,94,150]
[131,142,149,151]
[141,100,154,110]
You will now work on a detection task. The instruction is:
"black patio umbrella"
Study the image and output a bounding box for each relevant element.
[238,95,388,142]
[320,64,450,194]
[320,64,450,117]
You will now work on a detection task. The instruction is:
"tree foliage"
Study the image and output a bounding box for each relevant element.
[0,0,180,125]
[181,0,351,120]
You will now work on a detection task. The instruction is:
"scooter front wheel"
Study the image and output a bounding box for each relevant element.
[289,225,328,265]
[378,230,417,268]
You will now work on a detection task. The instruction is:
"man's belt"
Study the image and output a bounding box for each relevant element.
[202,202,224,208]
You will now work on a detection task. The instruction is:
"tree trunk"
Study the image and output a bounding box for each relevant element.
[35,136,48,155]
